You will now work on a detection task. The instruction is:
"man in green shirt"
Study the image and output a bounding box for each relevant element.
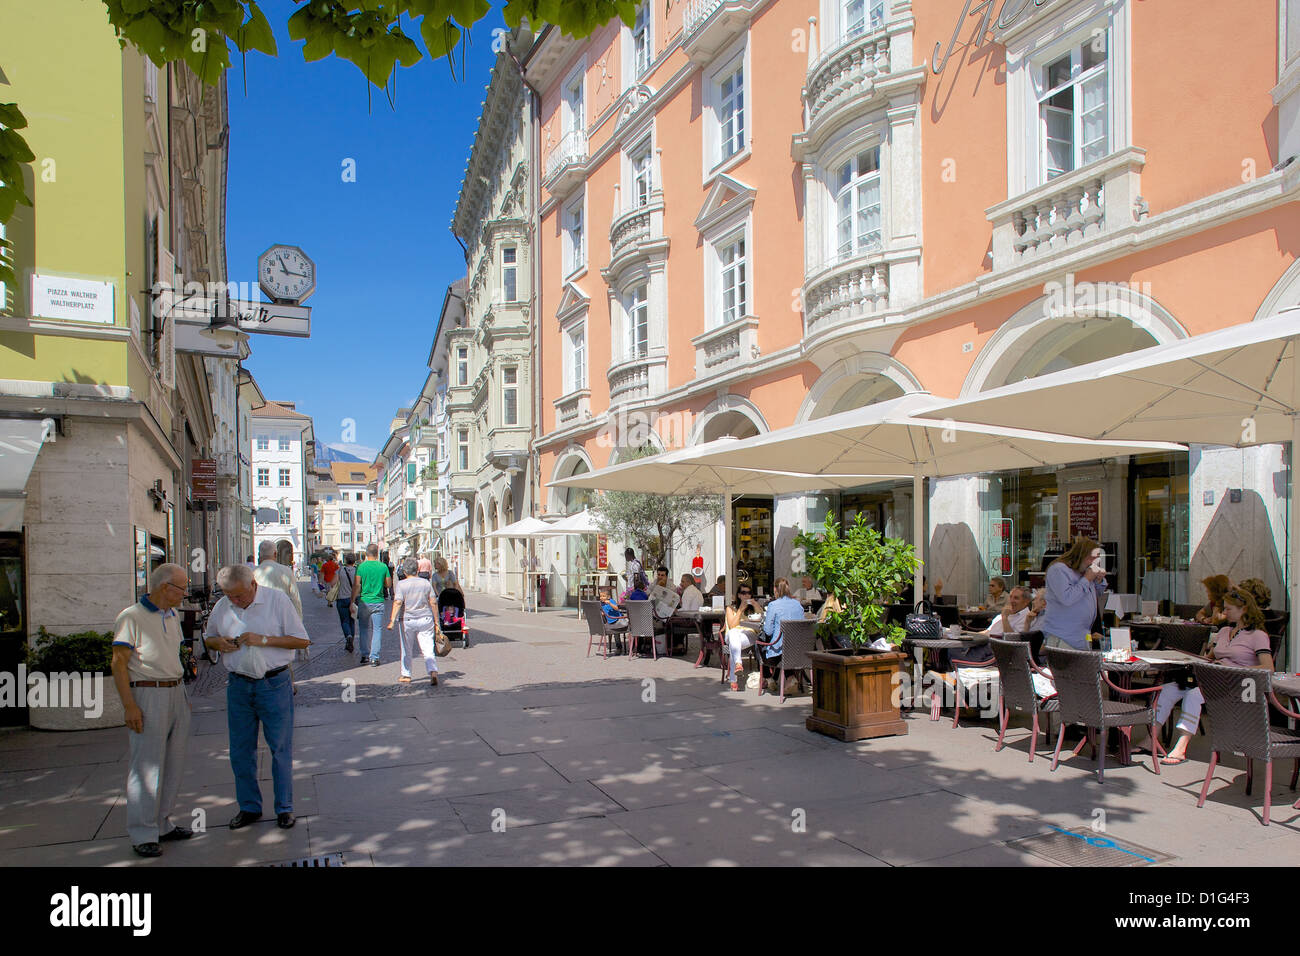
[350,543,392,666]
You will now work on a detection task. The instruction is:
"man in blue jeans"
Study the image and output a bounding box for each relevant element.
[351,543,392,666]
[334,553,358,652]
[205,564,310,830]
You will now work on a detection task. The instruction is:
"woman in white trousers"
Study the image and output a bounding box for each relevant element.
[388,558,440,686]
[725,584,761,691]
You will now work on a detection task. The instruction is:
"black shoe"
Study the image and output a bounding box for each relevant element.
[345,641,354,652]
[277,812,295,829]
[132,842,162,858]
[159,826,193,842]
[228,810,262,830]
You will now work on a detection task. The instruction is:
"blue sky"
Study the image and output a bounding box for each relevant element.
[227,1,506,458]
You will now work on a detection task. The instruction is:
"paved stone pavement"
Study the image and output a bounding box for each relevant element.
[2,584,1299,866]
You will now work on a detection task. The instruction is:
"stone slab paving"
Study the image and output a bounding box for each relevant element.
[2,584,1299,866]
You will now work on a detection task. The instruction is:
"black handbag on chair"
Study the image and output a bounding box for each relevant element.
[905,600,942,640]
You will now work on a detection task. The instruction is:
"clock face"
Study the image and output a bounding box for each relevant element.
[258,245,316,303]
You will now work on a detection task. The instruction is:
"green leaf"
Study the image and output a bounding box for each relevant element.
[446,0,491,25]
[420,16,461,59]
[0,128,36,164]
[0,103,29,130]
[240,3,278,55]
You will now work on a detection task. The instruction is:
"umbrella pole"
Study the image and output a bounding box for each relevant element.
[913,468,925,606]
[724,488,734,600]
[1292,404,1299,670]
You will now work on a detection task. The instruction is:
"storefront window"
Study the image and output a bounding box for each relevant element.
[734,499,772,596]
[1001,470,1061,587]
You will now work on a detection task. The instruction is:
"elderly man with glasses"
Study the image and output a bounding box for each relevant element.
[204,564,310,830]
[111,563,193,858]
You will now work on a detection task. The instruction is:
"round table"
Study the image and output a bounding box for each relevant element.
[901,634,989,707]
[1100,657,1194,765]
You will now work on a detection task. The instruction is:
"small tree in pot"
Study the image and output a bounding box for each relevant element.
[794,515,919,741]
[795,514,918,648]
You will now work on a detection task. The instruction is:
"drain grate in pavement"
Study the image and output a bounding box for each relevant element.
[267,852,346,868]
[1007,827,1173,866]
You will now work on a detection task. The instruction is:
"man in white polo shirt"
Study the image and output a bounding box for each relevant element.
[111,562,192,859]
[204,564,310,830]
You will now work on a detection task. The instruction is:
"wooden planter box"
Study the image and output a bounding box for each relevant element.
[806,648,908,741]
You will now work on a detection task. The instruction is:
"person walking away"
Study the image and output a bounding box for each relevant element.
[389,558,440,686]
[111,563,193,858]
[204,564,310,830]
[351,544,391,666]
[335,553,358,652]
[321,553,339,601]
[417,556,433,580]
[255,540,303,621]
[1034,537,1109,651]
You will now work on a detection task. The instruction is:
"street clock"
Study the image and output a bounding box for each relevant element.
[258,244,316,304]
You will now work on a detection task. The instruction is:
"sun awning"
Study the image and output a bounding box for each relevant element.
[0,419,52,532]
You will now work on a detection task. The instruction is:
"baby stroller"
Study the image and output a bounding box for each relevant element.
[438,587,470,648]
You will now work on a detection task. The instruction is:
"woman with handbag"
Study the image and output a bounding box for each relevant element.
[334,554,358,653]
[388,558,440,686]
[724,585,764,691]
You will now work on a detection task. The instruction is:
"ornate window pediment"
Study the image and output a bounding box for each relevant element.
[694,174,757,233]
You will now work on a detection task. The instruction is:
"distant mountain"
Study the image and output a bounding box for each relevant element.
[316,441,377,465]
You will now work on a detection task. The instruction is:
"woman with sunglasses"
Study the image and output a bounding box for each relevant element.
[724,585,763,691]
[1155,588,1274,765]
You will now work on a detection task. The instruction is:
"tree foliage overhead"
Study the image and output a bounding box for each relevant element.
[0,1,638,239]
[589,445,720,570]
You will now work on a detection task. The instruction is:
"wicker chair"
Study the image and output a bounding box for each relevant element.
[934,604,960,628]
[625,599,658,660]
[947,646,999,728]
[1192,661,1300,826]
[1045,646,1165,782]
[1173,602,1204,621]
[581,601,626,659]
[1156,622,1211,655]
[989,637,1059,761]
[752,619,817,702]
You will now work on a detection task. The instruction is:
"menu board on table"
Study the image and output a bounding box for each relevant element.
[596,534,608,570]
[1068,490,1101,541]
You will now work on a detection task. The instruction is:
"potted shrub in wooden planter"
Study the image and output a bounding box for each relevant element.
[795,516,917,741]
[24,628,124,731]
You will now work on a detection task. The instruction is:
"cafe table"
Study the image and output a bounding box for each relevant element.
[1100,650,1201,765]
[900,632,990,708]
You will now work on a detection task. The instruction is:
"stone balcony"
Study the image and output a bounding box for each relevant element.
[605,193,666,275]
[606,353,667,407]
[543,129,588,199]
[691,316,759,379]
[681,0,760,65]
[805,29,891,136]
[986,147,1147,273]
[553,387,592,427]
[802,255,890,337]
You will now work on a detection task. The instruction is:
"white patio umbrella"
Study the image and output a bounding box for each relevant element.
[918,307,1300,659]
[555,392,1185,603]
[546,507,600,534]
[549,436,907,602]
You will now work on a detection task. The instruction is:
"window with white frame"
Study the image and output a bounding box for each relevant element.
[456,346,469,386]
[458,428,469,471]
[279,503,291,524]
[1036,38,1108,182]
[502,245,518,302]
[278,436,290,451]
[632,1,651,77]
[717,57,745,163]
[256,436,269,451]
[278,468,291,487]
[718,234,747,326]
[625,284,648,360]
[563,66,584,136]
[842,0,885,41]
[343,531,351,543]
[257,468,269,487]
[565,323,587,393]
[834,146,882,260]
[502,366,519,426]
[630,139,653,208]
[563,197,585,275]
[342,509,352,522]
